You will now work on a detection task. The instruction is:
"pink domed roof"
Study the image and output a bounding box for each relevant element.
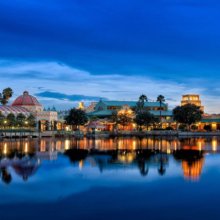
[12,91,42,107]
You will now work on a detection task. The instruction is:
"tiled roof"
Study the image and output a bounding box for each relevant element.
[201,118,220,123]
[87,110,113,116]
[12,91,42,107]
[88,109,172,117]
[100,100,166,107]
[149,110,173,116]
[0,106,30,116]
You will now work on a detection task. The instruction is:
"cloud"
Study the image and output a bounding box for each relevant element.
[35,91,107,102]
[0,60,89,81]
[0,59,219,113]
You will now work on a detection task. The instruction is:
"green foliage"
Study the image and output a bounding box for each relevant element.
[173,104,203,130]
[0,112,36,128]
[139,94,148,102]
[89,116,99,121]
[178,124,187,131]
[0,112,5,127]
[117,111,133,128]
[157,95,165,127]
[110,111,118,123]
[135,110,156,130]
[65,108,88,130]
[6,113,16,127]
[16,113,26,127]
[165,126,174,130]
[191,125,198,131]
[0,88,13,105]
[135,94,148,113]
[26,114,36,127]
[157,95,165,104]
[204,124,211,131]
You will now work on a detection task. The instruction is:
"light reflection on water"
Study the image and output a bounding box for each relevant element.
[0,137,219,183]
[0,137,220,219]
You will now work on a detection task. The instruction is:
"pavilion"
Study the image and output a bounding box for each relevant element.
[0,91,61,131]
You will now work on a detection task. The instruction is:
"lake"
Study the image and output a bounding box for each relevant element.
[0,137,220,220]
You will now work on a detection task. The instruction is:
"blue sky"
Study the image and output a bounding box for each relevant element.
[0,0,219,112]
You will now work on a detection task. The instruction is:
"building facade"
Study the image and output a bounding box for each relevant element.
[0,91,60,131]
[87,100,173,131]
[181,94,204,112]
[88,100,172,118]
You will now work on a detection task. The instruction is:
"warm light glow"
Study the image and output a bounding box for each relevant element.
[65,139,70,150]
[78,102,84,110]
[24,142,28,153]
[182,158,204,181]
[79,160,83,170]
[212,139,217,152]
[118,152,135,163]
[132,140,136,150]
[212,123,217,131]
[197,141,202,151]
[3,143,7,155]
[167,147,171,154]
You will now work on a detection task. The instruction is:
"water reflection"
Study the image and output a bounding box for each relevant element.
[0,137,220,184]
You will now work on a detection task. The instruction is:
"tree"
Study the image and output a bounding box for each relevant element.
[117,109,133,130]
[6,113,16,127]
[26,114,36,128]
[65,108,88,130]
[135,110,156,131]
[173,104,203,131]
[16,113,26,127]
[135,94,148,113]
[157,95,165,127]
[110,111,118,130]
[204,124,211,131]
[0,112,5,127]
[1,168,12,184]
[0,88,13,105]
[191,125,198,131]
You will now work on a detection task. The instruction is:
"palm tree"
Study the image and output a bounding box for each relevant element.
[157,95,165,127]
[0,88,13,105]
[136,94,148,113]
[139,94,148,103]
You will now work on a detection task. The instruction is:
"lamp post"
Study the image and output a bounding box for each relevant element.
[4,120,7,129]
[25,121,28,127]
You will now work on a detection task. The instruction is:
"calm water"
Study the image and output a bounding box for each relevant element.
[0,137,220,220]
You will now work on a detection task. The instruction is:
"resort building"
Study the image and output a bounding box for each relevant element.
[88,100,172,118]
[0,91,60,131]
[87,100,173,131]
[199,114,220,131]
[181,94,204,112]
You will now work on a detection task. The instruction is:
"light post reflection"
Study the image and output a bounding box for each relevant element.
[0,137,220,184]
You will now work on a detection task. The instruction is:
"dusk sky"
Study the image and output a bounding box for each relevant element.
[0,0,219,112]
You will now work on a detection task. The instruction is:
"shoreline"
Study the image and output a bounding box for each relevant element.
[0,130,220,139]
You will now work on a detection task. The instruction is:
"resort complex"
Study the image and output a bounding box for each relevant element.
[0,90,220,135]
